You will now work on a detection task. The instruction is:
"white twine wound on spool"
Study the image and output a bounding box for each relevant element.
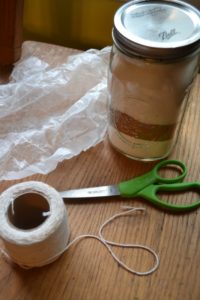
[0,181,159,276]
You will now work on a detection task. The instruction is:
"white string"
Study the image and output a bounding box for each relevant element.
[1,206,159,276]
[99,206,159,275]
[0,248,13,264]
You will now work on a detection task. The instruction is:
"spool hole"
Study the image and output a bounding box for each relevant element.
[7,193,50,230]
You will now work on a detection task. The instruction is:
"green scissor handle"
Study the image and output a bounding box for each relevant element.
[119,160,187,197]
[138,182,200,212]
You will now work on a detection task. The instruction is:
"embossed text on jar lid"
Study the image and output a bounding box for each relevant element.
[113,0,200,59]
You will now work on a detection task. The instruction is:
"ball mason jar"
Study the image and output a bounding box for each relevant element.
[108,0,200,161]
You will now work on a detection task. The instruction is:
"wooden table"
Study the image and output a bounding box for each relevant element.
[0,42,200,300]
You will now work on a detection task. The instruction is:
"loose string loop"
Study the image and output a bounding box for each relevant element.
[98,206,159,275]
[1,206,159,275]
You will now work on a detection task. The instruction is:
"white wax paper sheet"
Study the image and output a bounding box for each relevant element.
[0,42,110,180]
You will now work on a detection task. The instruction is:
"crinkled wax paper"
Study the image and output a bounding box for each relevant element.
[0,42,111,180]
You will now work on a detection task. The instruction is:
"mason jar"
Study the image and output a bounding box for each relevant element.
[108,0,200,161]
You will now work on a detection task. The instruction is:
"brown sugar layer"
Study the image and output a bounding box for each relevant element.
[110,109,177,141]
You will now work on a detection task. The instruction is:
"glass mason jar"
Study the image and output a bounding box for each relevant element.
[108,0,200,161]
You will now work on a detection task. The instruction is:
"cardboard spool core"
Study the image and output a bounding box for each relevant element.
[7,193,50,230]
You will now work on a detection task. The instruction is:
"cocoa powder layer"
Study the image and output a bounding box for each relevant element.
[110,109,176,141]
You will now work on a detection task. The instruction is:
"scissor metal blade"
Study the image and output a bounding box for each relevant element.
[60,185,120,199]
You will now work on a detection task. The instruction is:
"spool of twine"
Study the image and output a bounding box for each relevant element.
[0,181,159,275]
[0,181,70,268]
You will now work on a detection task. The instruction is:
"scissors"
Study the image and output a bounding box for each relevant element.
[60,159,200,212]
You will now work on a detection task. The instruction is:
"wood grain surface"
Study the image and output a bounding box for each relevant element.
[0,42,200,300]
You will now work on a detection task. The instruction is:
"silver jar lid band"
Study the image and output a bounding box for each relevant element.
[113,0,200,59]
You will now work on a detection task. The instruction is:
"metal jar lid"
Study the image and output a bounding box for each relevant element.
[113,0,200,59]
